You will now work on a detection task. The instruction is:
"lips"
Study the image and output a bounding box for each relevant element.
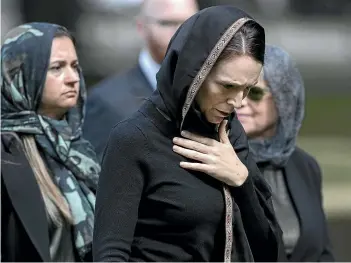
[216,109,231,116]
[236,113,251,119]
[63,90,77,95]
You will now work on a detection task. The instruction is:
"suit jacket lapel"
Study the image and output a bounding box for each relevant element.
[284,157,309,261]
[136,64,155,93]
[2,143,51,262]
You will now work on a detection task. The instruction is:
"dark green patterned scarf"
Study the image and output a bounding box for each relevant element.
[1,23,101,259]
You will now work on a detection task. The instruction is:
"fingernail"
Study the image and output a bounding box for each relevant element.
[181,131,187,136]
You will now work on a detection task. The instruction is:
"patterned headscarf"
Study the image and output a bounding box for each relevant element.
[248,45,305,167]
[1,23,100,259]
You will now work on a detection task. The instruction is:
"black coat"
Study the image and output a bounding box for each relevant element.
[1,134,87,262]
[271,147,334,261]
[93,98,285,262]
[93,6,285,262]
[1,133,51,262]
[83,65,153,160]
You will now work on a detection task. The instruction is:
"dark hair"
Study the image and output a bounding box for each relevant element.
[54,27,76,46]
[217,20,265,64]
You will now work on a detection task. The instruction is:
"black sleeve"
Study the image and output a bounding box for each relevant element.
[93,121,148,262]
[229,117,286,262]
[309,157,335,262]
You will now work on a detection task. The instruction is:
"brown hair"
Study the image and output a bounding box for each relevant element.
[22,135,72,225]
[54,27,76,45]
[218,20,265,64]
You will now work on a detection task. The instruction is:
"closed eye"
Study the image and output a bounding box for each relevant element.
[49,65,62,72]
[222,83,238,89]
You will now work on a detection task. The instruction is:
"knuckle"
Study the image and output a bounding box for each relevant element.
[208,166,216,174]
[198,139,205,145]
[211,147,220,156]
[224,144,233,151]
[193,152,201,159]
[210,155,218,163]
[193,145,201,152]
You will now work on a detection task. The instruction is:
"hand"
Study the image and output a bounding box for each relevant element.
[172,120,248,187]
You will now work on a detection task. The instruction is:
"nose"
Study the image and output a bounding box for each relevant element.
[65,67,80,85]
[227,90,245,109]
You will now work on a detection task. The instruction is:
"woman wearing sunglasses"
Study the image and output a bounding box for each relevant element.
[236,45,334,261]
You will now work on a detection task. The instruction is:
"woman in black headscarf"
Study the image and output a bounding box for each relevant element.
[93,6,284,262]
[1,23,100,262]
[236,45,334,261]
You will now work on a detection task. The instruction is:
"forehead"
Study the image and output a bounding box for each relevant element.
[143,0,197,18]
[212,55,263,86]
[50,37,77,60]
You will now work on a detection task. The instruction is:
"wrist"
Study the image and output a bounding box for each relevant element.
[228,167,248,187]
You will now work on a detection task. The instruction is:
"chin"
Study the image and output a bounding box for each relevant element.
[243,127,258,138]
[207,115,224,125]
[61,100,78,110]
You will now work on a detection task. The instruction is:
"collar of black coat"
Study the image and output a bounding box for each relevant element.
[1,132,51,262]
[154,6,256,139]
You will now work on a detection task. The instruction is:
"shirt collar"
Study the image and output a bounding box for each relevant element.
[138,49,161,91]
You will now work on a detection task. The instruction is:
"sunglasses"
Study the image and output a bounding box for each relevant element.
[246,86,270,101]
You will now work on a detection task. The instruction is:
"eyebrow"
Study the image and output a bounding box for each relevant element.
[217,77,241,85]
[218,77,258,87]
[49,59,78,65]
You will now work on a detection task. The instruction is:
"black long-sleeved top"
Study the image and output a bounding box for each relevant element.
[93,99,283,262]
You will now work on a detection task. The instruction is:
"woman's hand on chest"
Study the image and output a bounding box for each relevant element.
[172,120,248,187]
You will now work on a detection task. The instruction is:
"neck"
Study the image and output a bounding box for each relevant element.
[38,108,66,120]
[183,103,218,140]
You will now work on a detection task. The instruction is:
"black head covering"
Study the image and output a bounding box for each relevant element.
[154,6,262,138]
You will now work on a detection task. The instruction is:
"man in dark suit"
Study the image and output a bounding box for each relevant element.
[83,0,198,160]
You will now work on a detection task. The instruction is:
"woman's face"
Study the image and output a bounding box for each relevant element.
[195,55,262,125]
[236,72,278,139]
[39,36,80,119]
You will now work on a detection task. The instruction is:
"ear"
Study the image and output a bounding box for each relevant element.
[135,15,146,38]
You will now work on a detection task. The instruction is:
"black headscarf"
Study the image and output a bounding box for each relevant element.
[155,6,260,138]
